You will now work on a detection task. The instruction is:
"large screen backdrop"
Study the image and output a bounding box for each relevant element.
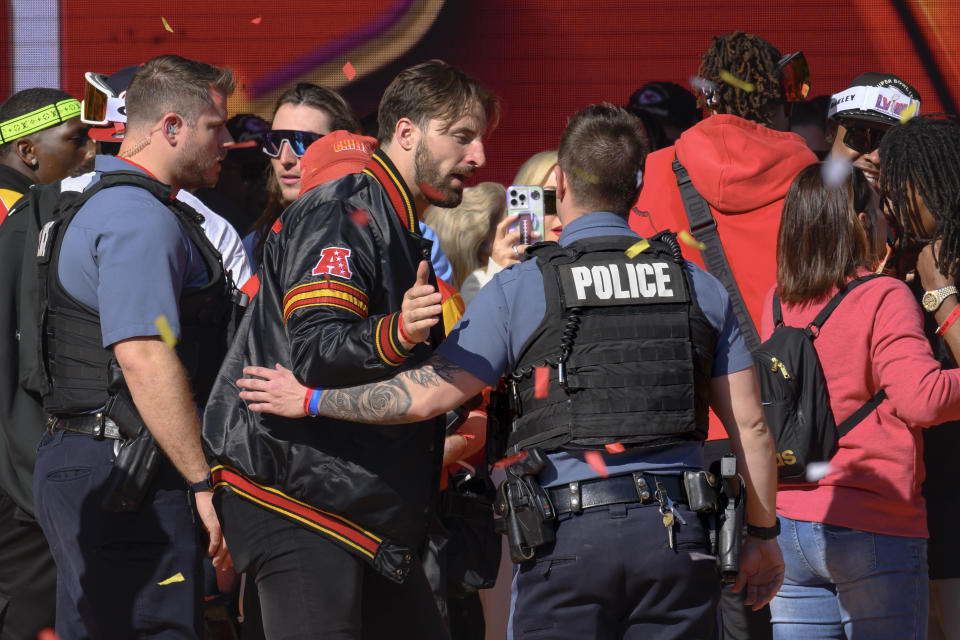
[2,0,957,185]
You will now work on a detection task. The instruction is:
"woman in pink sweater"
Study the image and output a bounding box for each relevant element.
[762,164,960,640]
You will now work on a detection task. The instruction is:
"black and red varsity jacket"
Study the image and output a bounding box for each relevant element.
[202,149,446,583]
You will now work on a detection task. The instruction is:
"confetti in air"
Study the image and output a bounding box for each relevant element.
[689,75,718,94]
[719,69,755,93]
[900,101,919,124]
[534,366,549,399]
[154,315,178,348]
[157,572,186,586]
[161,16,173,32]
[821,158,853,189]
[342,62,357,81]
[584,450,609,478]
[678,229,706,251]
[349,209,370,227]
[625,239,650,258]
[604,442,626,454]
[418,181,447,203]
[250,16,262,24]
[805,461,832,482]
[493,449,528,469]
[572,166,602,184]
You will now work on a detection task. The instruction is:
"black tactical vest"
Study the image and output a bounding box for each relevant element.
[507,234,717,452]
[37,171,237,415]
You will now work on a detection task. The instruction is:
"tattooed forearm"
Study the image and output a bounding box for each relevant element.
[312,355,472,424]
[316,377,413,423]
[400,355,464,388]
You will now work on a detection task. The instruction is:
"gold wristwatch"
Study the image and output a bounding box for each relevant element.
[922,286,958,312]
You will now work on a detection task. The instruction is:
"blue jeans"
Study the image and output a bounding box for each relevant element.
[769,516,928,640]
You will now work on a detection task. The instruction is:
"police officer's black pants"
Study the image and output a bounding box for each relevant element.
[509,500,719,639]
[216,489,450,640]
[0,487,56,639]
[34,430,204,639]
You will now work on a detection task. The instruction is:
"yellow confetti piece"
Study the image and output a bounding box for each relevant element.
[157,572,184,586]
[154,315,178,348]
[900,101,919,124]
[719,69,755,93]
[679,230,706,251]
[161,16,173,32]
[625,239,650,258]
[572,166,601,184]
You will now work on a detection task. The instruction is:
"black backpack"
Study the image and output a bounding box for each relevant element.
[754,275,887,482]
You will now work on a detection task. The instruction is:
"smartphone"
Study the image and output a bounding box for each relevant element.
[507,185,545,245]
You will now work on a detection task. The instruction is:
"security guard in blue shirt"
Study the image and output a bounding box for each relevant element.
[236,104,784,639]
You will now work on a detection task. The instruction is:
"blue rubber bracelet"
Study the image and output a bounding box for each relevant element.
[308,387,324,417]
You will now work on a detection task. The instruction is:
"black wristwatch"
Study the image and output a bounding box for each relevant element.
[746,517,781,540]
[189,473,213,493]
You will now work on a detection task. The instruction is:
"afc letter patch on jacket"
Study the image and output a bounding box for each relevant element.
[312,247,353,279]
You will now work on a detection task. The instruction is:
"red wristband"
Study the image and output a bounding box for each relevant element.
[303,386,314,415]
[397,312,415,344]
[936,304,960,336]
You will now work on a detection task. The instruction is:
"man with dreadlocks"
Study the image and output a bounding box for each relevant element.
[630,31,815,640]
[880,116,960,639]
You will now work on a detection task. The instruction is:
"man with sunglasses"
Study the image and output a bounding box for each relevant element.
[828,72,921,188]
[0,87,94,640]
[629,31,817,640]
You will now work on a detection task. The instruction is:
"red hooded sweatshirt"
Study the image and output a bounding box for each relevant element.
[630,114,816,440]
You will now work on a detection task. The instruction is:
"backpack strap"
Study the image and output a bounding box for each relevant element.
[804,272,887,439]
[673,154,761,352]
[773,292,784,327]
[806,274,883,337]
[837,389,887,438]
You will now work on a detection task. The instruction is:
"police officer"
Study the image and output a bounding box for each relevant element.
[32,55,235,639]
[237,104,784,639]
[0,86,94,640]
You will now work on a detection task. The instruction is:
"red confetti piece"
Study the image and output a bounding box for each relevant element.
[37,629,60,640]
[342,62,357,81]
[417,181,447,203]
[584,450,609,477]
[534,366,549,399]
[349,209,370,227]
[223,140,259,150]
[493,450,528,470]
[459,432,476,440]
[250,15,262,24]
[604,442,625,454]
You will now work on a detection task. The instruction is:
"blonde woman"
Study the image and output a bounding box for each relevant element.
[422,182,505,295]
[448,151,560,306]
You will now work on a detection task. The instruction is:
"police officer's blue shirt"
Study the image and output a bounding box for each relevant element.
[58,155,208,347]
[436,211,753,487]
